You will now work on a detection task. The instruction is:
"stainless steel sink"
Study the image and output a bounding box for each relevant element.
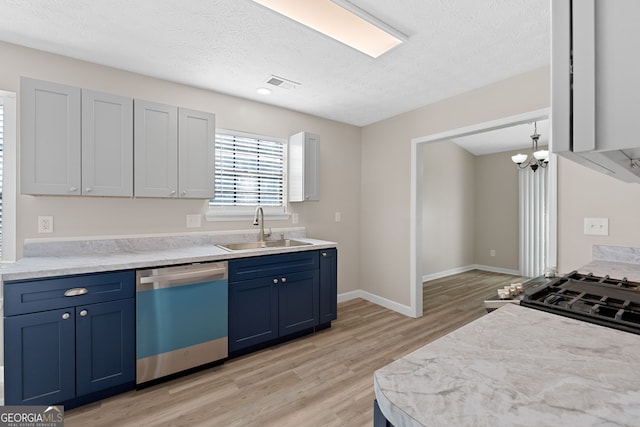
[217,239,312,252]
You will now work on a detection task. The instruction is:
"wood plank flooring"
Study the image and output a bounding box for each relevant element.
[65,270,527,427]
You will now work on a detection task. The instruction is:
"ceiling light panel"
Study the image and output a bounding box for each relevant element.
[253,0,407,58]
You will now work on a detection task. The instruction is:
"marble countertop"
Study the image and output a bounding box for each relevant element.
[0,230,337,282]
[374,303,640,427]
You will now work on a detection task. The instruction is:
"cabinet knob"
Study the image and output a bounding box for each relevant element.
[85,187,92,193]
[69,187,78,192]
[281,277,287,283]
[273,278,279,284]
[80,309,88,317]
[322,252,327,257]
[62,313,70,320]
[170,190,176,196]
[181,190,187,196]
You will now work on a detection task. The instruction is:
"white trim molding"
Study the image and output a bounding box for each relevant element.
[410,108,555,319]
[422,265,523,283]
[338,290,414,317]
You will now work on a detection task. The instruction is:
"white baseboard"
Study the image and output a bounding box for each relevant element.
[422,264,521,282]
[338,290,414,317]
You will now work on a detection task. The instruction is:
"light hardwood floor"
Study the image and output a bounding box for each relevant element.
[65,270,527,427]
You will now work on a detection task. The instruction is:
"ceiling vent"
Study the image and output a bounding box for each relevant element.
[265,75,300,90]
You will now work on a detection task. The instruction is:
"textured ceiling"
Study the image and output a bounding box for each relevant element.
[451,119,550,156]
[0,0,550,127]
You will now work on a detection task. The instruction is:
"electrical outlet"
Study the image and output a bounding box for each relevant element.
[186,214,201,228]
[38,216,54,233]
[490,249,496,257]
[291,213,299,225]
[335,212,341,222]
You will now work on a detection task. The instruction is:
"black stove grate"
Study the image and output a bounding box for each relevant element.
[520,271,640,335]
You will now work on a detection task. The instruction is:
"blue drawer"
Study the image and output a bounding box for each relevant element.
[229,250,319,282]
[4,270,135,316]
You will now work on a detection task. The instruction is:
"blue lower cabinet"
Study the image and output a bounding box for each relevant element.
[229,250,330,354]
[76,299,135,396]
[278,270,319,335]
[319,248,338,323]
[373,400,395,427]
[5,308,76,405]
[4,270,135,407]
[228,277,279,352]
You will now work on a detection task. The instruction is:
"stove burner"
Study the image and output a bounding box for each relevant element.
[520,271,640,335]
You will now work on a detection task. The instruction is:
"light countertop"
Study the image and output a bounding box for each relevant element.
[0,231,336,282]
[374,303,640,427]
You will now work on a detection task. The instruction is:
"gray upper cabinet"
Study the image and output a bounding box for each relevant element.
[21,77,82,195]
[178,108,215,199]
[552,0,640,182]
[21,78,215,198]
[134,101,215,198]
[134,100,178,198]
[20,78,134,196]
[289,131,320,202]
[82,90,133,197]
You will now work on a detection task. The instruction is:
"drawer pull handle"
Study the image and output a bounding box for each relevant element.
[62,313,70,320]
[80,310,88,317]
[64,288,88,297]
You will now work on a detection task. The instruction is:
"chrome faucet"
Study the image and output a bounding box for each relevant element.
[253,205,266,242]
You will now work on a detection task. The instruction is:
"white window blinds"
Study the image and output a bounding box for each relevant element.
[212,132,285,207]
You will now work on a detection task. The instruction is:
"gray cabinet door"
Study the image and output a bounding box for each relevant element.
[20,77,81,195]
[289,131,320,202]
[134,100,178,197]
[178,108,215,199]
[570,0,640,152]
[82,90,133,197]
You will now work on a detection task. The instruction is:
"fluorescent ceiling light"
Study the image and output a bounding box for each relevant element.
[253,0,407,58]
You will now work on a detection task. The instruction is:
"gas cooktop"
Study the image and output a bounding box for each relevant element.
[520,271,640,335]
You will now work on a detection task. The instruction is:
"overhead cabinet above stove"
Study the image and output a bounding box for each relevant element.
[552,0,640,183]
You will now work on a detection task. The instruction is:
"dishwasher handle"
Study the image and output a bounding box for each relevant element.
[137,263,227,291]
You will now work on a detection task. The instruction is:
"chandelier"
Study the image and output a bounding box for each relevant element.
[511,122,549,172]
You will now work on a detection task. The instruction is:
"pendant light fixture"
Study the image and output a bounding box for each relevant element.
[511,122,549,172]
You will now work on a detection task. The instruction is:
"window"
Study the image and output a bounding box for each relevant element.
[208,129,287,219]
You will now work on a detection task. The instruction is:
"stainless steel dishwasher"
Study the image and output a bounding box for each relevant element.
[136,261,228,385]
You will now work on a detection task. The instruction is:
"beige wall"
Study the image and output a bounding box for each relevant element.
[474,148,521,270]
[557,156,640,272]
[0,41,361,294]
[361,66,550,307]
[422,144,524,276]
[422,141,476,275]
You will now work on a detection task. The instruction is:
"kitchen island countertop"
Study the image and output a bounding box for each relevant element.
[374,303,640,427]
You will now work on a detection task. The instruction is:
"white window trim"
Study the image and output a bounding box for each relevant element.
[206,128,289,222]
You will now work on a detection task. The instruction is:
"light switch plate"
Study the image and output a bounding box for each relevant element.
[186,214,202,228]
[584,218,608,236]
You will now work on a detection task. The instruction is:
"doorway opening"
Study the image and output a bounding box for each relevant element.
[409,108,556,317]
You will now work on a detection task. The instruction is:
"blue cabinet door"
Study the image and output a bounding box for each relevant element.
[76,298,135,396]
[4,308,76,405]
[278,270,319,335]
[319,248,338,323]
[228,277,278,352]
